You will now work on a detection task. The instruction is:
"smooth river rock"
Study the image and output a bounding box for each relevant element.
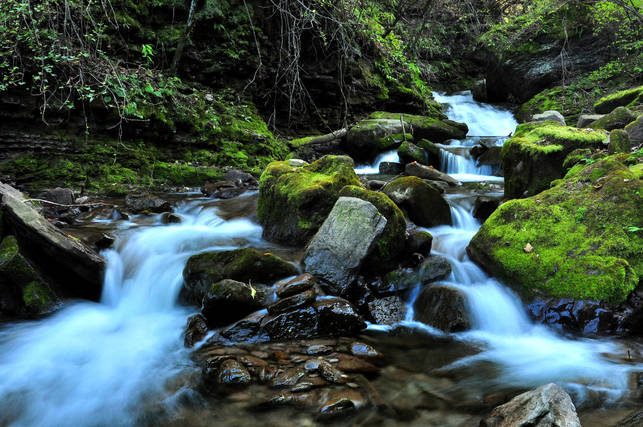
[303,197,386,292]
[481,383,581,427]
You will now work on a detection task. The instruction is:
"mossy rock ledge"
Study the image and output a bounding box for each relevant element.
[257,155,362,245]
[594,86,643,114]
[502,121,607,198]
[369,112,468,142]
[468,153,642,304]
[181,248,297,305]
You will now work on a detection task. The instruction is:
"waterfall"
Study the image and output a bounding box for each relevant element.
[354,149,400,174]
[399,93,634,402]
[433,91,518,137]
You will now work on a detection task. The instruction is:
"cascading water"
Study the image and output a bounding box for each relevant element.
[422,203,632,401]
[0,200,264,426]
[432,91,517,182]
[354,149,400,174]
[398,92,636,402]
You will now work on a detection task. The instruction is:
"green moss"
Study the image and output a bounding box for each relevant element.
[562,148,593,170]
[589,107,637,131]
[594,86,643,114]
[470,153,642,303]
[257,155,362,244]
[185,248,297,286]
[397,141,427,165]
[369,111,468,142]
[22,280,55,313]
[338,185,406,270]
[502,121,607,197]
[608,129,631,154]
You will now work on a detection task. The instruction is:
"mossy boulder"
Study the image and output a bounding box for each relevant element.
[338,185,407,271]
[369,112,468,142]
[625,115,643,145]
[201,279,271,328]
[397,141,427,165]
[594,86,643,114]
[0,235,56,315]
[416,139,441,167]
[608,129,631,154]
[589,107,637,131]
[382,177,451,227]
[257,155,362,245]
[468,154,642,304]
[181,248,297,305]
[343,119,409,161]
[562,148,593,170]
[502,121,607,198]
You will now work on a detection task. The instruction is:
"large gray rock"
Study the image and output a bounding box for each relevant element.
[303,197,387,292]
[625,115,643,145]
[481,383,581,427]
[413,284,470,332]
[0,183,104,300]
[533,110,566,125]
[577,114,604,128]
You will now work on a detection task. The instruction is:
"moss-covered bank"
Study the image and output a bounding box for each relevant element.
[502,121,607,198]
[469,152,642,303]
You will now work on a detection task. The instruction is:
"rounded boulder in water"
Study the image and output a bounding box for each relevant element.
[382,176,452,227]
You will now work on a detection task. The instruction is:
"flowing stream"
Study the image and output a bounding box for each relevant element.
[0,91,639,425]
[370,91,636,403]
[0,201,265,426]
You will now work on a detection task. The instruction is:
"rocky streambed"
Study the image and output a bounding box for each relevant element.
[0,91,641,426]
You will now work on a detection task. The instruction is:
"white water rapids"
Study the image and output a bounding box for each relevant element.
[0,91,638,426]
[0,202,264,426]
[369,91,636,403]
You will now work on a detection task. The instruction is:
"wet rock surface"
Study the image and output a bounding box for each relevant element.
[201,169,258,199]
[201,279,271,327]
[413,285,471,332]
[181,248,296,305]
[303,197,387,292]
[375,255,452,294]
[196,337,384,419]
[527,294,643,336]
[382,176,452,227]
[481,383,581,427]
[124,193,171,214]
[0,183,105,301]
